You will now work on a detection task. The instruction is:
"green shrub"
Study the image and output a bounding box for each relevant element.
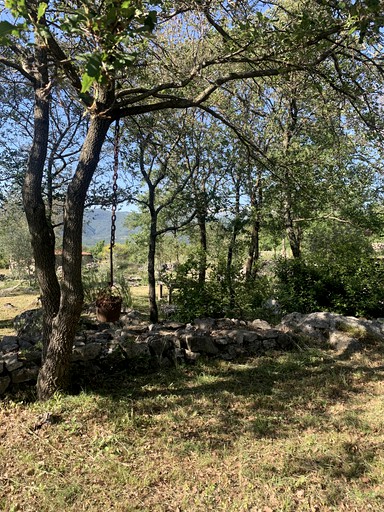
[274,226,384,318]
[170,256,273,322]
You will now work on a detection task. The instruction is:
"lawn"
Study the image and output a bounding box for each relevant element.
[1,282,384,511]
[1,344,384,511]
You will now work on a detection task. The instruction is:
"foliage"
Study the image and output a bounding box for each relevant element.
[0,202,35,279]
[89,240,105,260]
[274,225,384,317]
[82,266,132,309]
[170,255,273,322]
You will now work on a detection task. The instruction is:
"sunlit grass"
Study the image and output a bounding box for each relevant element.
[1,278,384,510]
[1,345,384,511]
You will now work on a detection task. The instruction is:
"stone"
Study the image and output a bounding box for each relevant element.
[263,339,277,350]
[0,336,19,353]
[0,376,11,394]
[216,330,244,344]
[147,335,173,356]
[12,365,39,384]
[18,339,33,350]
[329,332,362,355]
[72,343,102,362]
[212,336,231,346]
[162,322,185,330]
[3,353,23,372]
[185,335,219,355]
[119,340,151,359]
[14,309,43,341]
[261,329,282,339]
[121,325,148,334]
[194,318,216,331]
[23,350,42,364]
[334,316,384,342]
[278,312,384,347]
[246,340,263,354]
[243,331,263,343]
[276,332,294,349]
[251,319,273,330]
[277,312,338,341]
[185,349,200,362]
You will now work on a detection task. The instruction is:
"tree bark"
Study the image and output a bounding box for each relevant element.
[22,46,61,361]
[245,176,262,280]
[37,115,111,400]
[197,208,207,285]
[148,186,159,324]
[227,179,241,309]
[245,218,260,279]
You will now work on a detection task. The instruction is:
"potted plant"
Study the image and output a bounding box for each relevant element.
[95,286,123,322]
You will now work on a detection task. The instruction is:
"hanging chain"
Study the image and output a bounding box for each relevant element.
[109,118,120,288]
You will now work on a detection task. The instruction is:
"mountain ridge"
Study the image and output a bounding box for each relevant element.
[83,209,131,246]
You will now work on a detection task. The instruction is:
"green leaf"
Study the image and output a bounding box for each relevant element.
[86,53,102,77]
[0,20,18,37]
[37,2,48,21]
[5,0,27,17]
[81,72,95,93]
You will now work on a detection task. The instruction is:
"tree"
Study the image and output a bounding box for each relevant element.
[122,111,200,322]
[0,0,382,399]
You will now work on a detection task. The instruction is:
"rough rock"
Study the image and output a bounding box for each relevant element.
[72,342,102,362]
[3,353,23,372]
[119,339,151,359]
[251,319,272,330]
[185,335,219,355]
[14,309,43,342]
[0,376,11,394]
[0,336,19,353]
[11,365,39,383]
[194,318,216,331]
[329,332,363,355]
[1,308,382,396]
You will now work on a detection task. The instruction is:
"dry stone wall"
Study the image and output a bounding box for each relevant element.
[1,309,383,396]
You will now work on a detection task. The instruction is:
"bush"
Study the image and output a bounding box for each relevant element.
[169,256,273,322]
[274,226,384,318]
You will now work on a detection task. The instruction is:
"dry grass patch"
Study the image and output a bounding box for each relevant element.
[0,293,39,336]
[1,344,384,511]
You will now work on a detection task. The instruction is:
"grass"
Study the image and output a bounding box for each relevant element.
[1,280,384,510]
[1,345,384,511]
[0,294,40,336]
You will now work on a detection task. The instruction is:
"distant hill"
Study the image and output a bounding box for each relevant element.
[83,209,132,247]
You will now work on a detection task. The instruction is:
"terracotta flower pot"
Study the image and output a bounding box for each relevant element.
[96,294,122,322]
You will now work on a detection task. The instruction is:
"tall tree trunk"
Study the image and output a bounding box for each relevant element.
[245,177,262,280]
[148,214,159,324]
[227,181,241,309]
[284,203,301,258]
[147,182,159,324]
[37,115,111,400]
[197,209,207,285]
[282,96,301,258]
[245,218,260,279]
[22,46,60,361]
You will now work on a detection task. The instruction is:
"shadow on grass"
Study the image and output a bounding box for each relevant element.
[79,341,384,451]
